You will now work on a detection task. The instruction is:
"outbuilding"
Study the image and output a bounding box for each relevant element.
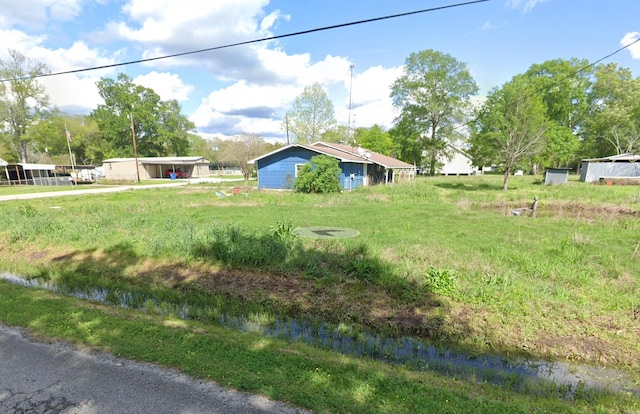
[4,163,69,186]
[438,146,476,176]
[579,154,640,183]
[248,142,415,190]
[102,156,210,181]
[544,168,571,185]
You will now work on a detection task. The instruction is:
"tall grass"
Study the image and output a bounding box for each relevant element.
[0,175,638,373]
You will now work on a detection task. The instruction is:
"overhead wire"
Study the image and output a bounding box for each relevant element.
[0,0,490,83]
[452,35,640,134]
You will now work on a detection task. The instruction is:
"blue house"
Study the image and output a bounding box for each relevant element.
[248,142,416,190]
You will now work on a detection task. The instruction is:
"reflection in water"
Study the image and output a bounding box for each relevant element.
[1,272,637,396]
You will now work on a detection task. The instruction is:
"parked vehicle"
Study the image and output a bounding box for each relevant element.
[164,168,190,179]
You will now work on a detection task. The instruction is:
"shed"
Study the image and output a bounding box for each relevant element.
[579,154,640,182]
[248,142,415,190]
[544,168,570,185]
[102,156,210,181]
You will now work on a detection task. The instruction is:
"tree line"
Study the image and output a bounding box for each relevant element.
[286,50,640,190]
[2,48,639,189]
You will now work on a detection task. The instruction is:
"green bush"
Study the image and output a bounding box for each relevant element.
[294,155,341,193]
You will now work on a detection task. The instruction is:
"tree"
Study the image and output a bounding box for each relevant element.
[286,83,336,144]
[320,125,350,144]
[583,63,640,157]
[294,154,341,193]
[26,112,106,165]
[524,58,592,131]
[354,125,393,155]
[390,49,478,175]
[217,134,273,180]
[91,74,194,157]
[0,49,50,163]
[469,76,548,190]
[523,58,592,169]
[537,123,580,168]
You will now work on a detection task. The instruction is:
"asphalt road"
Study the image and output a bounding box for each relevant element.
[0,324,309,414]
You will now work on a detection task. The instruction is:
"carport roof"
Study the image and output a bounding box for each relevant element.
[103,156,209,164]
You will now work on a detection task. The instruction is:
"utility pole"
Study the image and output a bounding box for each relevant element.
[348,63,354,143]
[64,124,77,186]
[130,113,141,183]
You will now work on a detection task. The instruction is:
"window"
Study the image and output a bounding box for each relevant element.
[295,163,305,177]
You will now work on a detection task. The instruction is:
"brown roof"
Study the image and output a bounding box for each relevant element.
[311,142,415,169]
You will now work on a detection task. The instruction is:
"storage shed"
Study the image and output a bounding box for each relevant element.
[579,154,640,182]
[544,168,570,185]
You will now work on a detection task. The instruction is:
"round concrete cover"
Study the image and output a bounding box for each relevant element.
[294,227,360,239]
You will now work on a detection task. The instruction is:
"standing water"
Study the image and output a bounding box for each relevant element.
[1,272,637,396]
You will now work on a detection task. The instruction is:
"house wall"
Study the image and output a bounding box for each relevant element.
[580,161,640,182]
[340,162,366,190]
[256,148,366,190]
[193,163,209,178]
[439,151,474,175]
[104,160,142,181]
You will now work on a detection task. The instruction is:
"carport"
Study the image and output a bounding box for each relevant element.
[103,157,210,181]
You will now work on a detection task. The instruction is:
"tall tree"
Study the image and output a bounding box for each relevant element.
[91,74,194,157]
[0,49,50,163]
[286,83,336,144]
[524,58,592,131]
[524,58,593,169]
[390,49,478,175]
[583,63,640,157]
[217,134,274,180]
[469,76,548,190]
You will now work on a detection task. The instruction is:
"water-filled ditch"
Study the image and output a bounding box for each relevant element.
[1,272,637,397]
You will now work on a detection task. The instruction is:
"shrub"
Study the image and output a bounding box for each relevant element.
[294,155,341,193]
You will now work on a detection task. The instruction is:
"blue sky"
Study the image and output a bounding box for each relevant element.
[2,0,640,142]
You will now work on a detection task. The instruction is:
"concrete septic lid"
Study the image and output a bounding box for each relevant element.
[293,227,360,239]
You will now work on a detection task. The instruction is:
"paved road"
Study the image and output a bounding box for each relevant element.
[0,178,245,202]
[0,324,309,414]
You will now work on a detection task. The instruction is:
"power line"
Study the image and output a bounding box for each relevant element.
[1,0,490,83]
[452,35,640,134]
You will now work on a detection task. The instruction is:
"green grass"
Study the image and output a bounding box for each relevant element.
[1,283,635,414]
[0,174,639,412]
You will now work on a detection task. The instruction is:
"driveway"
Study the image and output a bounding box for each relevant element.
[0,324,309,414]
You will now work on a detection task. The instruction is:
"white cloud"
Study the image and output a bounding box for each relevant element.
[40,75,103,114]
[0,29,114,114]
[481,21,497,31]
[505,0,550,13]
[133,71,193,102]
[190,80,298,136]
[343,65,402,129]
[622,32,640,59]
[0,0,82,28]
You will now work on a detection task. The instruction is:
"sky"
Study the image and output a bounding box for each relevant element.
[2,0,640,143]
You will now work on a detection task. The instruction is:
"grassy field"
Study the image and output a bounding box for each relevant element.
[0,174,639,413]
